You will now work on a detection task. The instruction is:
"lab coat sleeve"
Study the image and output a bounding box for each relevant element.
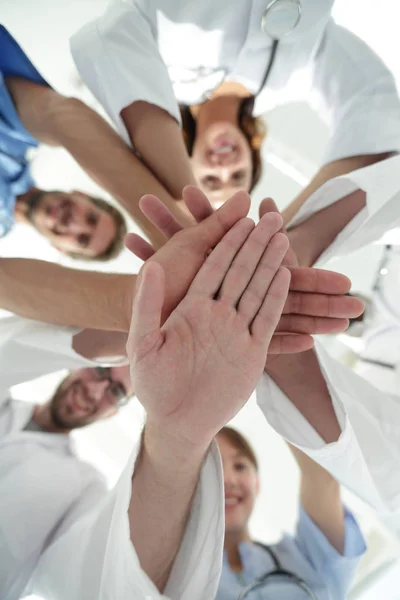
[70,2,181,146]
[256,339,400,513]
[29,440,225,600]
[0,315,127,396]
[0,439,106,600]
[310,21,400,165]
[287,154,400,266]
[0,316,95,395]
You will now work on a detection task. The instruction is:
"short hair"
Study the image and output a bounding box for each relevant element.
[179,98,267,193]
[218,426,259,471]
[67,196,127,261]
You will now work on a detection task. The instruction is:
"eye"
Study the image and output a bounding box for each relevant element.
[77,233,90,248]
[87,211,98,226]
[232,170,246,184]
[201,175,222,191]
[234,462,248,472]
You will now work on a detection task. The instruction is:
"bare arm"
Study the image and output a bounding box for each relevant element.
[121,101,196,201]
[266,349,341,444]
[129,422,208,591]
[0,258,133,332]
[283,154,391,266]
[289,444,345,555]
[5,76,193,248]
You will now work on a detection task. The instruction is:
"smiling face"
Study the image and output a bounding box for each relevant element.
[191,123,253,208]
[28,191,117,258]
[217,433,260,535]
[49,366,132,430]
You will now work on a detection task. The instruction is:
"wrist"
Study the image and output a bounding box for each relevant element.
[143,419,211,473]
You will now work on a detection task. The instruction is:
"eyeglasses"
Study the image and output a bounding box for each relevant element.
[94,367,129,407]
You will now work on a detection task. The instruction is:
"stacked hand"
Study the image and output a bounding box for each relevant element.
[127,212,291,446]
[126,186,364,355]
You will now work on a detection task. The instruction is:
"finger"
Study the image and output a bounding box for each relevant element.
[284,291,364,319]
[258,197,298,266]
[268,333,315,354]
[259,197,280,221]
[183,185,214,222]
[288,267,352,295]
[125,233,155,261]
[193,190,251,252]
[251,266,291,344]
[276,315,350,335]
[139,194,183,238]
[218,212,285,307]
[128,262,165,361]
[235,233,289,324]
[188,218,255,297]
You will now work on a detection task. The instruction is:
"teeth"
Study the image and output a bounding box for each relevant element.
[213,144,234,155]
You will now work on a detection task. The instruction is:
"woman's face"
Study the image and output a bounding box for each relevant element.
[217,434,260,535]
[191,123,253,208]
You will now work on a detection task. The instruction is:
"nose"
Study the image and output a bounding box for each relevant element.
[85,379,109,401]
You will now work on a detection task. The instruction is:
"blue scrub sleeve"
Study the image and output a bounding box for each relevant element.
[0,25,49,86]
[295,505,366,598]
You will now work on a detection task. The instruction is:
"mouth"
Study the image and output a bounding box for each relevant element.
[69,386,94,415]
[211,142,236,155]
[225,496,242,510]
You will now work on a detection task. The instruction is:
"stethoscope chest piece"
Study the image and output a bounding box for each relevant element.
[261,0,302,39]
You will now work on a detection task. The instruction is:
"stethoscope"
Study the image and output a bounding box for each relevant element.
[257,0,302,93]
[174,0,302,101]
[237,541,318,599]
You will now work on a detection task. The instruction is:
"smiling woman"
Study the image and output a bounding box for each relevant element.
[216,426,366,600]
[180,97,266,206]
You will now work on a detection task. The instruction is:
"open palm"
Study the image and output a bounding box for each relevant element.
[127,214,290,446]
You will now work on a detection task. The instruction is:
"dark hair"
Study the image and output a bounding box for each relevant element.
[67,196,127,262]
[179,98,267,192]
[218,426,259,471]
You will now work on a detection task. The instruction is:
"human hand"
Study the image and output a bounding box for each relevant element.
[127,213,290,447]
[127,187,364,354]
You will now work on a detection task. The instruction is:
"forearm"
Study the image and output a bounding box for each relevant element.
[121,101,197,200]
[282,153,390,226]
[6,77,191,248]
[287,189,366,267]
[50,97,196,247]
[283,153,391,267]
[289,445,345,554]
[0,258,133,332]
[129,421,209,592]
[72,329,128,360]
[266,349,341,443]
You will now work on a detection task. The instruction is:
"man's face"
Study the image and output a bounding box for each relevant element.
[29,191,117,257]
[50,366,132,430]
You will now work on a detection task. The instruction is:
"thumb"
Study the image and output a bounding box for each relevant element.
[127,262,165,363]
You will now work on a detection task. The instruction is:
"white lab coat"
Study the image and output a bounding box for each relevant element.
[0,316,108,600]
[0,317,225,600]
[70,0,400,162]
[254,155,400,515]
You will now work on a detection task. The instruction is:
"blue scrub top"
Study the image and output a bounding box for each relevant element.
[217,506,366,600]
[0,25,49,237]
